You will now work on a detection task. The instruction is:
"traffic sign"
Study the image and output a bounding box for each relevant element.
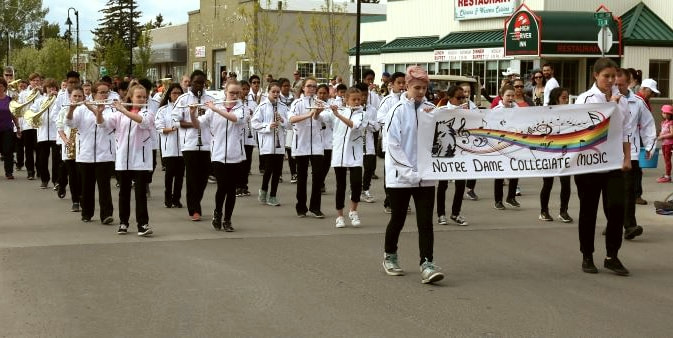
[594,12,612,27]
[597,26,614,55]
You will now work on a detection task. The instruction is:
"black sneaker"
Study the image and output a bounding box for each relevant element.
[172,201,183,208]
[308,210,325,218]
[117,224,128,235]
[505,198,520,208]
[102,216,114,225]
[40,182,48,189]
[138,224,153,237]
[53,183,59,191]
[242,189,251,197]
[465,189,478,201]
[81,216,92,223]
[27,172,35,180]
[290,175,298,184]
[71,202,80,212]
[558,211,573,223]
[372,173,379,180]
[297,211,307,218]
[57,190,66,199]
[321,185,326,194]
[223,219,235,232]
[235,188,243,197]
[539,211,553,221]
[582,257,598,273]
[164,201,173,208]
[212,211,222,230]
[624,225,643,240]
[494,201,506,210]
[604,257,629,276]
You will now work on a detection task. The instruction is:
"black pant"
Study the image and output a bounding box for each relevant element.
[37,140,60,184]
[18,129,37,174]
[624,160,640,229]
[63,160,81,203]
[164,156,185,205]
[295,155,324,213]
[79,162,114,220]
[540,176,571,213]
[0,129,15,176]
[385,186,435,265]
[575,170,625,258]
[118,170,149,226]
[286,148,296,176]
[382,153,390,208]
[320,149,332,188]
[183,151,210,216]
[334,166,362,210]
[238,145,254,190]
[147,149,158,184]
[494,178,518,202]
[634,162,643,198]
[362,154,377,191]
[466,179,476,190]
[261,154,284,197]
[213,162,239,220]
[437,180,466,217]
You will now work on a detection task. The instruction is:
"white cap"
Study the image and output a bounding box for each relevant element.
[641,78,660,94]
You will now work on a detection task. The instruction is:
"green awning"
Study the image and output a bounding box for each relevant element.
[348,40,386,56]
[621,2,673,47]
[434,30,503,50]
[537,11,619,42]
[380,36,439,53]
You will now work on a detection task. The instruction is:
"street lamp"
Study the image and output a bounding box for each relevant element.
[354,0,380,84]
[65,8,79,71]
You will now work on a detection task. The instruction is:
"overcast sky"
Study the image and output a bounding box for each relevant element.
[42,0,200,49]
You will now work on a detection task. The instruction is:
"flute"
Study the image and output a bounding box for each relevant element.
[62,100,148,107]
[176,100,238,109]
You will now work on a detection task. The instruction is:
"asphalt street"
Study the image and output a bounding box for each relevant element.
[1,155,672,337]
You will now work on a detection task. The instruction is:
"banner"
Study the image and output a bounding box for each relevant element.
[418,103,624,180]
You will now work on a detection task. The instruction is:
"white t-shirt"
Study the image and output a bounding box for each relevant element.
[543,77,559,106]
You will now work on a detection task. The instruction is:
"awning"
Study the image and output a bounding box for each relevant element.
[434,30,503,50]
[537,11,620,57]
[621,2,673,47]
[133,42,187,64]
[348,40,386,56]
[380,36,438,53]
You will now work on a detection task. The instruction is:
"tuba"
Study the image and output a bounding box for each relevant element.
[24,94,57,128]
[10,88,40,117]
[66,128,78,160]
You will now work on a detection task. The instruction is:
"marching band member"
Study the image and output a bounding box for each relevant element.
[30,78,61,190]
[492,84,520,210]
[247,76,267,177]
[190,81,245,232]
[435,85,469,226]
[377,72,405,213]
[317,84,332,193]
[237,80,258,197]
[65,81,115,224]
[382,66,444,284]
[327,87,364,228]
[573,58,634,276]
[357,82,379,204]
[56,87,84,212]
[53,71,82,197]
[17,73,42,180]
[155,83,185,208]
[278,78,297,183]
[107,85,154,236]
[172,70,214,221]
[251,82,289,206]
[289,77,328,218]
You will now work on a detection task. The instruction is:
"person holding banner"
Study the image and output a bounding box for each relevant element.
[459,82,480,201]
[492,85,521,210]
[382,66,444,284]
[436,85,469,226]
[539,87,573,223]
[574,57,635,276]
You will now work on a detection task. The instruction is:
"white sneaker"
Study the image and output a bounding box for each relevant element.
[335,216,346,228]
[348,210,361,227]
[438,215,448,225]
[361,190,375,203]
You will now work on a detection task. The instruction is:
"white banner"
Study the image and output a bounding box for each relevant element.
[418,103,624,180]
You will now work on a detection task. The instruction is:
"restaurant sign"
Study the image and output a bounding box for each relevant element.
[504,4,540,57]
[434,47,510,61]
[455,0,517,20]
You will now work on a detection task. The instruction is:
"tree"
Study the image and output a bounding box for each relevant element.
[9,47,40,79]
[92,0,142,57]
[99,37,129,77]
[34,21,61,49]
[132,24,152,79]
[9,38,69,80]
[295,0,353,79]
[0,0,49,64]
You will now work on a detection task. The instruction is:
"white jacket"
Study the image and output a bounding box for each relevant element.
[198,102,246,164]
[377,92,402,151]
[385,94,436,188]
[289,96,327,156]
[330,107,365,168]
[362,102,380,155]
[31,94,59,142]
[65,105,116,163]
[575,83,633,143]
[104,109,154,171]
[627,91,657,158]
[241,98,258,146]
[251,100,289,155]
[171,91,215,152]
[155,103,182,158]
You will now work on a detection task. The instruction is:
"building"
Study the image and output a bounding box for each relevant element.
[187,0,385,89]
[350,0,673,99]
[134,24,188,82]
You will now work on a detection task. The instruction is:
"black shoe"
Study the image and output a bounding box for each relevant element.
[27,171,35,180]
[40,182,48,189]
[635,197,648,205]
[137,224,153,237]
[102,216,114,225]
[297,211,307,218]
[71,202,80,212]
[505,198,520,208]
[321,185,326,194]
[372,173,379,180]
[601,228,607,236]
[172,201,183,208]
[604,257,629,276]
[624,225,643,240]
[243,189,251,196]
[57,187,66,199]
[164,201,173,208]
[117,223,128,235]
[558,211,573,223]
[494,201,506,210]
[223,219,235,232]
[582,257,598,274]
[539,211,553,221]
[212,211,222,230]
[81,216,92,223]
[308,210,325,218]
[53,183,59,191]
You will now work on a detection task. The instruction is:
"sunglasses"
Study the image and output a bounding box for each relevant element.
[534,76,543,79]
[4,74,13,77]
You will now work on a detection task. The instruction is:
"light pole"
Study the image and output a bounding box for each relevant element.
[66,8,79,71]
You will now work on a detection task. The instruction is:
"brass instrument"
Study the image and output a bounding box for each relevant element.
[7,79,21,92]
[273,102,281,148]
[24,94,57,128]
[10,88,40,117]
[66,128,78,160]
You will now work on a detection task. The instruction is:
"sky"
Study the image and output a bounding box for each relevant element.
[42,0,200,49]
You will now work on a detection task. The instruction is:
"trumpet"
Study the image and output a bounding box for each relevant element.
[176,100,238,109]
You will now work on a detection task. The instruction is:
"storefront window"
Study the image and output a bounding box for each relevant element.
[427,63,436,75]
[385,64,395,74]
[649,60,670,97]
[461,62,473,77]
[449,62,460,75]
[549,61,579,95]
[474,61,485,84]
[485,61,498,96]
[520,60,535,80]
[315,63,331,83]
[438,62,449,75]
[296,62,313,79]
[394,64,406,72]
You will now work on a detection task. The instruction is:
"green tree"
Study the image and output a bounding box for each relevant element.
[0,0,49,64]
[38,38,70,79]
[34,21,61,49]
[132,24,152,79]
[99,36,129,77]
[92,0,142,58]
[9,47,40,79]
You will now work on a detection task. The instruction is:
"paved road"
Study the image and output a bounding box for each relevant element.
[1,155,672,337]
